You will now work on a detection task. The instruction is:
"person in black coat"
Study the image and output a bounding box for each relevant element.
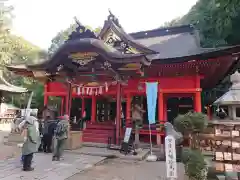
[42,116,56,153]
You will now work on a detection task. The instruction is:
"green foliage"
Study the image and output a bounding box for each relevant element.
[0,1,14,64]
[181,147,192,164]
[48,23,101,55]
[190,112,209,132]
[174,112,208,134]
[182,148,207,180]
[174,114,193,134]
[174,112,208,149]
[175,113,208,179]
[163,0,240,47]
[0,0,46,110]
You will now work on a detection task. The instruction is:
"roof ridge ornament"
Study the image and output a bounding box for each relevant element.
[108,9,121,28]
[66,17,97,41]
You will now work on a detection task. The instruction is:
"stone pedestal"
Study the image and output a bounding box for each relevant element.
[65,131,83,150]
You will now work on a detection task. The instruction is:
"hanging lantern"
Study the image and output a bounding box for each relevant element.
[82,87,85,95]
[99,86,103,94]
[89,88,92,95]
[95,88,98,95]
[77,86,80,95]
[105,82,108,92]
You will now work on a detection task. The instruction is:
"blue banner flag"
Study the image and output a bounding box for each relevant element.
[146,82,158,124]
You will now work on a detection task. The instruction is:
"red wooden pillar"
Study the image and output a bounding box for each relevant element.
[126,93,131,126]
[157,90,164,145]
[116,82,121,145]
[65,82,72,116]
[91,95,96,123]
[81,97,85,116]
[60,97,64,115]
[163,96,167,121]
[194,75,202,112]
[158,91,164,121]
[44,83,48,106]
[194,91,202,112]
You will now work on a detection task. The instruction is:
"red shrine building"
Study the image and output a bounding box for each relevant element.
[7,12,240,145]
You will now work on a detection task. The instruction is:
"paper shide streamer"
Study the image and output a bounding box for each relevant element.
[73,82,109,95]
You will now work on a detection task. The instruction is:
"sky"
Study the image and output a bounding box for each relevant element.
[9,0,198,50]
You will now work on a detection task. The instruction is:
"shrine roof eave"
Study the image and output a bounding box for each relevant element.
[25,38,152,71]
[148,45,240,64]
[0,71,28,93]
[0,84,27,93]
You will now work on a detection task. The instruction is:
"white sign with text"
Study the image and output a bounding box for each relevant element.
[123,127,132,143]
[165,135,177,179]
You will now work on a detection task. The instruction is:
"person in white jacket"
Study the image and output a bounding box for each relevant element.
[19,111,40,163]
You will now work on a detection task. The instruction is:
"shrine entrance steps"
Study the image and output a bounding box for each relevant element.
[82,123,115,144]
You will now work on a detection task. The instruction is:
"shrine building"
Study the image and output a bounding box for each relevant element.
[6,12,240,145]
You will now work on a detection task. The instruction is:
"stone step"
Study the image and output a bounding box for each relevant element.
[83,136,109,144]
[83,132,113,138]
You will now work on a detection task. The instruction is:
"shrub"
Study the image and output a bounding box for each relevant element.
[174,112,208,149]
[174,112,209,180]
[182,149,207,180]
[174,112,208,134]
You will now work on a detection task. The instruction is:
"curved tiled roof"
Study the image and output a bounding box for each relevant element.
[0,71,27,93]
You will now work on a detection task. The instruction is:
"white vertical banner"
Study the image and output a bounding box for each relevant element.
[165,135,177,179]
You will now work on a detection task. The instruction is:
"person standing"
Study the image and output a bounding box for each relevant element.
[43,116,54,153]
[18,120,27,164]
[132,104,145,148]
[21,116,38,171]
[52,115,69,161]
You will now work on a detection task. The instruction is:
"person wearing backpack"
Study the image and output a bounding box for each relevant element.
[52,115,69,161]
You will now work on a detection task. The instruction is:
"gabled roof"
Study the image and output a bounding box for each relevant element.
[98,10,157,54]
[5,11,240,88]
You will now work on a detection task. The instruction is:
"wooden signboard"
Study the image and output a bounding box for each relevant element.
[120,127,134,155]
[199,120,240,174]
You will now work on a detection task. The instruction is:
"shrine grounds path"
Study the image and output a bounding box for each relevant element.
[0,153,105,179]
[0,132,185,179]
[67,158,185,180]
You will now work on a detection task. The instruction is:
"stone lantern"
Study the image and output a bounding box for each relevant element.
[214,71,240,120]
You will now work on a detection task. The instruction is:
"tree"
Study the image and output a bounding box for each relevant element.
[0,0,15,64]
[162,0,240,47]
[0,1,47,110]
[48,23,101,55]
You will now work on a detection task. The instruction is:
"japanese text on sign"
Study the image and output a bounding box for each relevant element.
[165,135,177,179]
